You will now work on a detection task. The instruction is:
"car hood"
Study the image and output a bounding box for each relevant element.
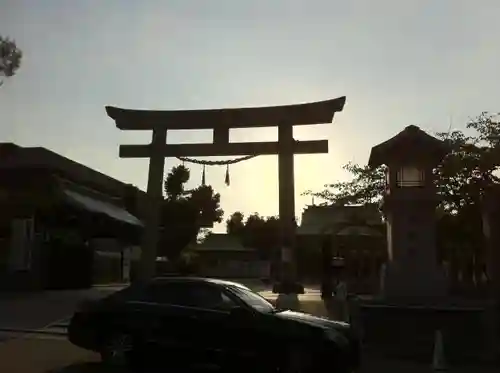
[273,310,350,331]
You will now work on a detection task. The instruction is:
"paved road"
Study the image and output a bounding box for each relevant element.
[0,287,124,327]
[0,286,125,344]
[1,335,497,373]
[0,318,70,343]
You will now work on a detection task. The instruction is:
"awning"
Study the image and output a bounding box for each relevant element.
[63,189,143,227]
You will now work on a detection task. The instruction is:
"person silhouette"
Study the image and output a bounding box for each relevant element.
[335,270,349,322]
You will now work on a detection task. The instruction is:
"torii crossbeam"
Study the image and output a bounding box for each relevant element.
[106,96,346,282]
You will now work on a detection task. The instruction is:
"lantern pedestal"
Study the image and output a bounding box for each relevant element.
[381,261,448,300]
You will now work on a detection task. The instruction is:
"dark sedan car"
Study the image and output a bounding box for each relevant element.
[68,277,360,372]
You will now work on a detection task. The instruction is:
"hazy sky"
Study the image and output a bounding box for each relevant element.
[1,0,500,232]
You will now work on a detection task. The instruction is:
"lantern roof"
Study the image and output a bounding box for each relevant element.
[368,125,448,168]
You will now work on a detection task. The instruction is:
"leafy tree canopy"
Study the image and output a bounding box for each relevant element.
[122,184,142,217]
[226,211,297,259]
[225,211,244,237]
[159,165,223,262]
[0,36,22,87]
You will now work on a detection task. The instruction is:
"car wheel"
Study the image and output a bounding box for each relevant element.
[100,332,135,369]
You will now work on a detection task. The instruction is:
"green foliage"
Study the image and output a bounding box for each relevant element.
[0,36,22,87]
[190,184,224,226]
[226,212,296,259]
[242,213,281,255]
[164,165,190,201]
[433,113,500,214]
[305,162,387,206]
[122,184,141,216]
[466,111,500,148]
[159,165,223,262]
[225,211,244,236]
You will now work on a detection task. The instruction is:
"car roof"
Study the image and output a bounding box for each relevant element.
[151,276,251,290]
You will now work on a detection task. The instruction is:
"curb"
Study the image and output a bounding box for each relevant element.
[0,328,67,336]
[92,283,129,288]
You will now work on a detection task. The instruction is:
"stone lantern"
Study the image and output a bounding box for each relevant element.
[368,125,449,300]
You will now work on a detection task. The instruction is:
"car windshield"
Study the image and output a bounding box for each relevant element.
[228,285,275,313]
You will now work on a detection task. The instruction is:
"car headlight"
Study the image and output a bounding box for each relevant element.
[323,328,350,348]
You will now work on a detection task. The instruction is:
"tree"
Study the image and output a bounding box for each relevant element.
[0,36,22,87]
[158,165,223,263]
[119,183,144,245]
[226,211,245,236]
[122,184,142,216]
[304,162,387,206]
[226,212,289,259]
[242,213,269,251]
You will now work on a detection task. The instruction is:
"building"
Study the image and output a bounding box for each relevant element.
[195,233,270,279]
[0,143,144,291]
[296,203,386,293]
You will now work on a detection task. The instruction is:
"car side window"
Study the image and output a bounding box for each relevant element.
[133,282,184,305]
[106,284,145,302]
[185,285,237,311]
[130,282,237,311]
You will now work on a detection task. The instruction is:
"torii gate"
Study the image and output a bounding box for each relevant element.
[106,96,346,282]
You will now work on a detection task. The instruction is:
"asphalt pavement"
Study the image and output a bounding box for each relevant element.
[0,318,70,343]
[0,285,126,344]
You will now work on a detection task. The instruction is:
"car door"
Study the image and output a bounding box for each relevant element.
[124,280,226,363]
[218,286,282,364]
[95,284,158,341]
[171,282,241,366]
[129,281,196,354]
[182,283,276,368]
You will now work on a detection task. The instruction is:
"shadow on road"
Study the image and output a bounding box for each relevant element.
[47,362,222,373]
[46,362,109,373]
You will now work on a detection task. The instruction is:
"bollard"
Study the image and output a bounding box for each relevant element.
[432,330,448,371]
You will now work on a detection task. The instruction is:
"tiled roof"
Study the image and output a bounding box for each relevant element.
[0,142,137,198]
[297,203,383,235]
